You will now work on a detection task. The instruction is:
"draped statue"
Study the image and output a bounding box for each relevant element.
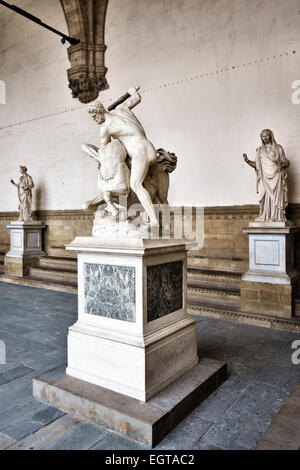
[10,166,34,222]
[243,129,290,223]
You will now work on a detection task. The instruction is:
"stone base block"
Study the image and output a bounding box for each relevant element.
[33,357,227,448]
[240,280,296,318]
[67,319,198,402]
[4,255,39,277]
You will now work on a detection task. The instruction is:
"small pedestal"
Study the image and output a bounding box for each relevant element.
[5,221,46,277]
[241,222,300,318]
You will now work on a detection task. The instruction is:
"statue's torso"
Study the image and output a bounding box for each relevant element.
[106,107,146,140]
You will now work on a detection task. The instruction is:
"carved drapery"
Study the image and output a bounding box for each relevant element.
[60,0,109,103]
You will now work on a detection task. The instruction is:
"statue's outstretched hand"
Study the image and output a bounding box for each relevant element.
[243,153,248,162]
[10,179,15,185]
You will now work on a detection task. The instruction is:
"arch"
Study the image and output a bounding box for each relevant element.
[60,0,109,103]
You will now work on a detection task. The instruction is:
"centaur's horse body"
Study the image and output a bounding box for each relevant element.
[83,141,177,219]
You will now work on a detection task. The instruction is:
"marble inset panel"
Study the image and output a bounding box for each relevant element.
[254,239,280,266]
[84,263,135,322]
[147,261,183,322]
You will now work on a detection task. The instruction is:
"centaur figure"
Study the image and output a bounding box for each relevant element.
[84,86,177,226]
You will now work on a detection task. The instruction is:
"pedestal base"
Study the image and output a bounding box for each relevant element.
[33,358,227,447]
[241,225,300,318]
[5,221,46,277]
[65,237,199,401]
[240,280,298,318]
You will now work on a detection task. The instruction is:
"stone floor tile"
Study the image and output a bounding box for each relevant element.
[91,432,149,450]
[41,422,106,450]
[0,365,34,386]
[7,415,80,450]
[1,404,65,441]
[0,432,16,450]
[154,409,213,450]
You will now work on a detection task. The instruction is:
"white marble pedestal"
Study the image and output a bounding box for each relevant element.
[65,237,198,402]
[5,221,46,277]
[241,222,300,318]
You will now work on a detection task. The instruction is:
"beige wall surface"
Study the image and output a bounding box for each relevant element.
[0,0,300,211]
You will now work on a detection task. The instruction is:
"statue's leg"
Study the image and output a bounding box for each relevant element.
[84,193,104,210]
[130,153,159,226]
[103,191,119,219]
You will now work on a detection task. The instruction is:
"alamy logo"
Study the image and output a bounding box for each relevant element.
[291,80,300,104]
[0,80,6,104]
[0,340,6,364]
[291,340,300,365]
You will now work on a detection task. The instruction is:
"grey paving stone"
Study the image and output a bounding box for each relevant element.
[91,431,149,450]
[41,422,105,450]
[1,403,65,441]
[154,409,213,450]
[0,320,32,336]
[0,365,33,386]
[0,432,16,450]
[227,356,267,377]
[202,409,265,450]
[0,378,33,412]
[7,415,80,450]
[217,374,251,394]
[195,389,240,422]
[0,397,52,430]
[0,360,23,375]
[256,364,300,391]
[189,439,224,450]
[21,348,67,372]
[226,380,287,425]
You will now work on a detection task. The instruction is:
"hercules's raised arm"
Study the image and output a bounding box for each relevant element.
[121,86,141,110]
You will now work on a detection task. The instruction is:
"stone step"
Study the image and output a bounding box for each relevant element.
[0,274,77,294]
[38,256,77,272]
[188,255,248,273]
[47,247,78,259]
[188,302,300,332]
[187,267,242,291]
[188,286,240,308]
[29,266,78,284]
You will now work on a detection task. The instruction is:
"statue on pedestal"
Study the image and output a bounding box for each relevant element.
[10,166,34,222]
[243,129,290,223]
[83,86,177,236]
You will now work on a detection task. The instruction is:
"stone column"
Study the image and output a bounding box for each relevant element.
[241,222,300,318]
[5,221,46,277]
[65,237,198,402]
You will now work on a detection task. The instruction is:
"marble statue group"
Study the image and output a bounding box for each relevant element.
[82,86,177,235]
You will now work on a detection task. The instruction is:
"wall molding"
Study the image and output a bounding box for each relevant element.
[1,204,300,221]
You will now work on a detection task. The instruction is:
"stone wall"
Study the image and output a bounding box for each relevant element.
[1,204,299,271]
[0,0,300,211]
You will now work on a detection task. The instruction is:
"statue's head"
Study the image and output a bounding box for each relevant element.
[20,165,27,174]
[260,129,274,145]
[88,101,106,125]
